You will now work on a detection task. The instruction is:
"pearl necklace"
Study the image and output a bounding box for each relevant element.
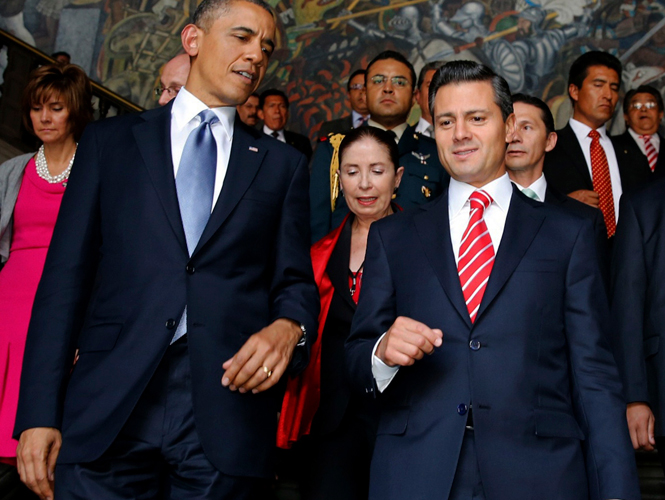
[35,144,76,184]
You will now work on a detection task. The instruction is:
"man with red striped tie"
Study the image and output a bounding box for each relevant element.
[345,61,639,500]
[612,85,665,183]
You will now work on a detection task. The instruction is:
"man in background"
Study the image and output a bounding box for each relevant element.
[318,69,369,139]
[259,88,313,160]
[413,62,440,137]
[237,92,260,127]
[156,53,190,106]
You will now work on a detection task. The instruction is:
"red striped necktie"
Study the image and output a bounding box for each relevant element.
[640,134,658,172]
[458,190,495,323]
[588,130,616,238]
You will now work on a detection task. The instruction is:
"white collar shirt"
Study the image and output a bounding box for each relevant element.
[352,110,368,128]
[628,127,660,156]
[415,117,433,137]
[263,125,285,142]
[367,119,408,143]
[511,173,547,202]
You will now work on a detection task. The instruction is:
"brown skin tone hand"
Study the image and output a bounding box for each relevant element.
[376,316,443,367]
[567,189,600,208]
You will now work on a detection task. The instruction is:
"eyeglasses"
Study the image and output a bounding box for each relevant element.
[630,101,659,111]
[349,83,365,91]
[154,86,182,98]
[369,75,411,88]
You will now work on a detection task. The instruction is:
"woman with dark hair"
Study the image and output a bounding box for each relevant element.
[0,63,92,480]
[278,127,404,499]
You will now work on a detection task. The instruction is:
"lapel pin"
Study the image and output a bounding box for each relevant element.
[249,146,258,152]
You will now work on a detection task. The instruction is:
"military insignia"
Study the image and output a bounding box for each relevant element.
[421,186,432,198]
[411,151,430,164]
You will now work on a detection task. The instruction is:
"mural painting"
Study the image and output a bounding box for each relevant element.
[2,0,665,138]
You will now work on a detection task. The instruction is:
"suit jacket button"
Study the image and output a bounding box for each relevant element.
[469,339,481,351]
[457,403,468,416]
[166,319,177,329]
[186,265,195,274]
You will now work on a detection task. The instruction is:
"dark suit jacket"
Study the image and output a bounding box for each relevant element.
[309,124,450,243]
[284,130,313,161]
[611,177,665,436]
[612,130,665,184]
[14,104,319,479]
[345,186,639,500]
[318,116,354,140]
[543,123,650,196]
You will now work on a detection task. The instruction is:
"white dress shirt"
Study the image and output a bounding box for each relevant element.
[367,119,408,143]
[171,87,235,208]
[415,117,434,137]
[628,127,660,156]
[352,110,368,128]
[372,173,514,391]
[263,125,285,143]
[511,173,547,202]
[568,118,622,222]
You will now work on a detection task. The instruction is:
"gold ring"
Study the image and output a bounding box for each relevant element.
[263,366,272,378]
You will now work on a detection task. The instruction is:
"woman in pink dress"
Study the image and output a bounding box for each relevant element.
[0,63,92,493]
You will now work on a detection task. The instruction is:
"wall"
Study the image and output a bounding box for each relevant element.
[2,0,665,138]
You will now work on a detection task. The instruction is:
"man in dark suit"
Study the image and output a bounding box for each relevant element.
[309,50,449,243]
[506,93,608,281]
[345,60,638,500]
[318,69,369,139]
[258,88,313,160]
[611,177,665,475]
[236,92,260,127]
[13,0,319,498]
[543,51,646,238]
[612,85,665,181]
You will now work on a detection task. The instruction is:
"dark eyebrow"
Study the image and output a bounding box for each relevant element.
[231,26,275,50]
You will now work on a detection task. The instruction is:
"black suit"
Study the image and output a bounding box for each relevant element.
[612,130,665,183]
[318,116,354,140]
[543,123,650,196]
[284,130,313,161]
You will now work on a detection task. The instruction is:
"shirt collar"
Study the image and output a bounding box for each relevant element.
[628,126,660,146]
[352,110,367,127]
[415,117,432,135]
[569,117,608,141]
[511,173,547,202]
[448,172,513,218]
[172,87,235,141]
[367,119,408,142]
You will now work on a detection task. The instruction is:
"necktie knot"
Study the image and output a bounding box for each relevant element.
[271,130,280,139]
[469,190,492,212]
[198,109,219,127]
[588,129,600,141]
[521,187,540,201]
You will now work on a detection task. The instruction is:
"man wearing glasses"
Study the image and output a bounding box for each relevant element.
[318,69,370,139]
[155,53,190,106]
[309,50,450,243]
[612,85,665,181]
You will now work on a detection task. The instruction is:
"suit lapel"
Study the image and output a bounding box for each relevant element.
[132,104,188,254]
[560,124,593,188]
[193,119,266,255]
[326,220,357,312]
[414,195,472,328]
[475,188,545,321]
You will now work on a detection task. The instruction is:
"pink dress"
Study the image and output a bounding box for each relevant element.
[0,158,65,457]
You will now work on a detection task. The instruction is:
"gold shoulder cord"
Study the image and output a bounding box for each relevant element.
[329,133,345,212]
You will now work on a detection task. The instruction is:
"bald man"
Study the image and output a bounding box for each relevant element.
[157,53,190,106]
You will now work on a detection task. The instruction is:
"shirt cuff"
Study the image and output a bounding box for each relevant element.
[372,333,400,393]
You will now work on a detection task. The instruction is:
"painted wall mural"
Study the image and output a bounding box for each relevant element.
[2,0,665,138]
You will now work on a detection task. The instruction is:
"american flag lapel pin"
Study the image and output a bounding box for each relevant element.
[249,146,258,152]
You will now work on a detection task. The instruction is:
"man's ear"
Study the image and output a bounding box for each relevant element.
[258,109,265,121]
[545,131,557,153]
[568,83,579,105]
[181,24,201,57]
[504,113,516,142]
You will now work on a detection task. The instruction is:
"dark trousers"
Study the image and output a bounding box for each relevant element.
[54,338,269,499]
[448,430,486,500]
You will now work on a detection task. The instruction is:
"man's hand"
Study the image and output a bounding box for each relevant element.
[627,402,656,451]
[568,189,600,208]
[375,316,443,367]
[16,427,62,500]
[221,318,302,394]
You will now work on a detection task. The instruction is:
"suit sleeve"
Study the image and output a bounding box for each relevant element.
[345,223,398,396]
[610,195,650,404]
[270,152,320,375]
[564,219,640,498]
[309,141,334,244]
[14,124,103,436]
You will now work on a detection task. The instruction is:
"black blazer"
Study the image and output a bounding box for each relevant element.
[612,130,665,185]
[543,123,650,196]
[318,116,354,140]
[285,130,313,161]
[14,103,319,478]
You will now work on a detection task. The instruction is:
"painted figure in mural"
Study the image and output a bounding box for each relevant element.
[345,59,640,500]
[612,84,665,178]
[236,92,260,127]
[431,0,488,42]
[259,89,313,161]
[13,0,319,498]
[319,69,369,139]
[309,50,449,244]
[156,53,190,106]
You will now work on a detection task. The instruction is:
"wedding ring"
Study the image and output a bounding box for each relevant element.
[263,366,272,378]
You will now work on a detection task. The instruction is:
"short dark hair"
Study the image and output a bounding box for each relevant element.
[347,69,366,91]
[259,88,288,109]
[23,63,93,142]
[568,51,622,98]
[51,51,71,61]
[417,62,441,90]
[338,126,400,172]
[366,50,416,90]
[512,93,555,135]
[428,60,513,121]
[192,0,273,31]
[623,85,664,114]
